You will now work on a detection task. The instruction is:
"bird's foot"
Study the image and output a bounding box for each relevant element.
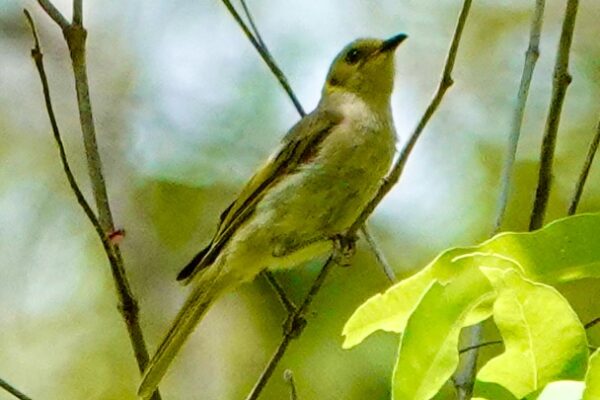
[331,233,357,267]
[283,313,307,338]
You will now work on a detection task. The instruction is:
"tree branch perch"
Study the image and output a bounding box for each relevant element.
[221,1,473,398]
[26,4,161,399]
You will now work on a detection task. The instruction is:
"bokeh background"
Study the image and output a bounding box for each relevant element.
[1,0,600,399]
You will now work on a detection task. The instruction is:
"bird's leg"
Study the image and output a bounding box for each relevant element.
[331,233,357,267]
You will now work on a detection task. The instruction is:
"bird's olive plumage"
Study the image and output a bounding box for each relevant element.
[138,34,407,399]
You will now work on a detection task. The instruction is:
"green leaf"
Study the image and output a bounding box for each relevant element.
[392,277,493,400]
[342,251,516,348]
[583,349,600,400]
[537,381,584,400]
[343,213,600,348]
[476,268,588,398]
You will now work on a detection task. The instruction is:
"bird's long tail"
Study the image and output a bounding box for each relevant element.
[138,263,230,399]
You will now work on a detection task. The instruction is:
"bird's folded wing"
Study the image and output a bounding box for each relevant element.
[176,108,343,283]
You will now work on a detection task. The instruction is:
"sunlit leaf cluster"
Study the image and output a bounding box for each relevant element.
[344,213,600,399]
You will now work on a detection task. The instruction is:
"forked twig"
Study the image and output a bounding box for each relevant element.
[26,4,161,399]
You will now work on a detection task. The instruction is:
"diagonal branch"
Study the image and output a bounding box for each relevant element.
[585,316,600,330]
[567,117,600,215]
[349,0,473,234]
[0,376,33,400]
[27,5,161,400]
[220,0,305,116]
[458,340,503,354]
[245,256,335,400]
[360,224,396,283]
[231,0,473,398]
[529,0,580,230]
[36,0,69,30]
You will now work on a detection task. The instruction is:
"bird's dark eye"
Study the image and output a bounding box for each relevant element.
[344,48,361,64]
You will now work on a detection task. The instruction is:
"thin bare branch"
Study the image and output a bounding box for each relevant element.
[72,0,82,25]
[24,8,115,267]
[361,224,396,283]
[494,0,546,233]
[36,0,69,30]
[568,118,600,215]
[27,5,161,399]
[220,0,305,116]
[263,271,297,314]
[239,0,267,51]
[458,340,503,354]
[245,256,335,400]
[529,0,580,230]
[350,0,473,234]
[283,370,298,400]
[585,316,600,330]
[0,376,33,400]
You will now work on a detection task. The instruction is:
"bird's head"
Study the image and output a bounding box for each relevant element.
[323,34,407,106]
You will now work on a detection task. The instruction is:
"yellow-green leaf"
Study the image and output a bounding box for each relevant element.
[583,349,600,400]
[392,276,493,400]
[476,268,588,398]
[343,213,600,348]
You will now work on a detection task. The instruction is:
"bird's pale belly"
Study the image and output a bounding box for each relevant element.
[247,126,395,270]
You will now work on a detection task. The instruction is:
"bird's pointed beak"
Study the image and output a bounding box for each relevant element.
[380,33,408,52]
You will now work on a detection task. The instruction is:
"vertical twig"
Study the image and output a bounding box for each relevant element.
[28,4,161,399]
[72,0,82,25]
[0,376,33,400]
[567,118,600,215]
[494,0,546,232]
[529,0,580,230]
[455,2,547,399]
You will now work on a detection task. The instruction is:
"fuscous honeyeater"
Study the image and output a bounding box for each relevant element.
[138,33,407,398]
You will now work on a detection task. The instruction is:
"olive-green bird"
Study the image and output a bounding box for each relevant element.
[138,33,407,398]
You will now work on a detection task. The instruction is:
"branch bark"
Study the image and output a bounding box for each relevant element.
[27,4,161,399]
[494,0,546,232]
[567,117,600,215]
[0,376,33,400]
[529,0,580,230]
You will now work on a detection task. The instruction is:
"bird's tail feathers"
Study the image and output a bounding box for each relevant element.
[138,263,229,399]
